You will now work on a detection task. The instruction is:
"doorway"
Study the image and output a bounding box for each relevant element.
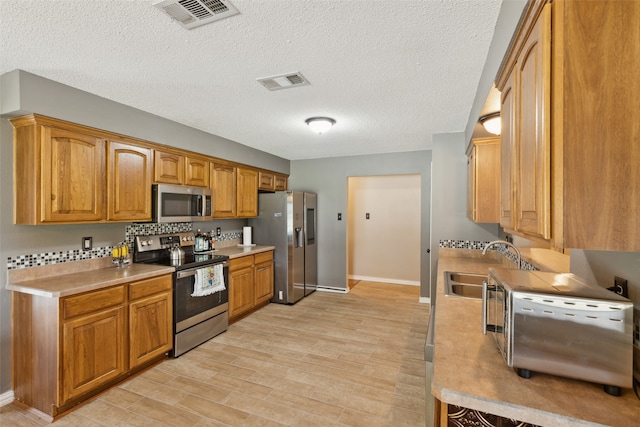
[347,174,421,287]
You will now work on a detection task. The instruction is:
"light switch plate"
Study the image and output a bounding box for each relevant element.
[82,237,92,251]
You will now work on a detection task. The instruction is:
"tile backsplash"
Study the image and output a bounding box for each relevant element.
[439,239,537,271]
[6,223,241,270]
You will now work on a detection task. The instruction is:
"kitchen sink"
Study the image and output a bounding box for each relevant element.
[444,271,486,299]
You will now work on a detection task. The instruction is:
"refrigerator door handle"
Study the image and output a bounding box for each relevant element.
[295,227,303,248]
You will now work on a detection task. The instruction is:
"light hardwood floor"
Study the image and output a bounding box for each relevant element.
[1,282,429,426]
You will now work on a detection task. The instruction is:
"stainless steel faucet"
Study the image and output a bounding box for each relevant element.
[482,240,521,269]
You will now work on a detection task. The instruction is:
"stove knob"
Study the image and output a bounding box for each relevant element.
[141,241,147,246]
[147,239,154,245]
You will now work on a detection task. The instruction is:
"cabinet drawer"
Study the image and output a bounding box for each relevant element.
[230,255,254,271]
[254,251,273,264]
[62,285,125,319]
[129,274,172,301]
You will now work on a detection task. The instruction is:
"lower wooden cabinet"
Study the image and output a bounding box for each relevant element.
[12,274,172,419]
[229,251,274,322]
[436,400,540,427]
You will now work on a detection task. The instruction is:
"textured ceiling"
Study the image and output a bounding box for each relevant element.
[0,0,502,160]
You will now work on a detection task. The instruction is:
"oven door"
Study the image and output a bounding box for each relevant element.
[174,262,229,333]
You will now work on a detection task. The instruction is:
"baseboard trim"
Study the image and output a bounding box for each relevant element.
[0,390,15,407]
[316,286,349,294]
[348,275,420,286]
[419,297,431,304]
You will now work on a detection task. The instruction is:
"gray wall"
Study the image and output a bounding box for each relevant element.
[0,71,289,395]
[430,132,500,295]
[290,151,432,297]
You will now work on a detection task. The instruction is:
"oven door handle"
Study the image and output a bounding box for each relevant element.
[176,261,229,279]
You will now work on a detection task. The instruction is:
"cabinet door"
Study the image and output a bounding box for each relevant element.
[237,168,258,217]
[258,171,275,191]
[500,71,516,230]
[185,156,210,187]
[61,306,126,403]
[254,253,274,305]
[42,126,105,222]
[229,257,255,319]
[154,150,184,185]
[467,146,476,221]
[107,141,152,221]
[274,174,288,191]
[129,291,172,369]
[515,5,551,239]
[474,139,500,223]
[211,163,237,218]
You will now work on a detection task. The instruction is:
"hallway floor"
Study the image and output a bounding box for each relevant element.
[1,282,429,426]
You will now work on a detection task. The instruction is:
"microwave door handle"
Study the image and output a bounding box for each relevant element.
[197,195,203,216]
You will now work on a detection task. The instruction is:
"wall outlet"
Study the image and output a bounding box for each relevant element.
[608,276,629,298]
[279,290,283,300]
[216,227,222,238]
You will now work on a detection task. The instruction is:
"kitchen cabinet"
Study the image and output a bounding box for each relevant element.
[128,275,173,368]
[497,1,551,240]
[211,162,237,218]
[274,173,288,191]
[254,251,275,305]
[466,137,500,223]
[107,140,153,221]
[61,286,126,403]
[11,115,106,224]
[153,150,210,187]
[259,171,288,192]
[229,255,255,320]
[12,274,172,418]
[228,250,274,323]
[237,167,259,217]
[497,0,640,251]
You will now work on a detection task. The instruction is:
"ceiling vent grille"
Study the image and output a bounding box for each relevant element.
[257,72,311,91]
[154,0,239,30]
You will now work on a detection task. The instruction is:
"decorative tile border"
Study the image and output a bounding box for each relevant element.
[6,223,242,270]
[438,240,537,271]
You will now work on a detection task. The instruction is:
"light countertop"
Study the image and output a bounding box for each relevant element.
[432,249,638,427]
[6,258,174,298]
[6,245,275,298]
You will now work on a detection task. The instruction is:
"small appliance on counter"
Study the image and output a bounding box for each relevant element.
[483,267,634,396]
[133,231,229,357]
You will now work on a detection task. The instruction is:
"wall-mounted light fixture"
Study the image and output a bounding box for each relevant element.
[479,112,501,135]
[305,117,336,134]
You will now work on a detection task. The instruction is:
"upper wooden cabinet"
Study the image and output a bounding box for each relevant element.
[497,0,640,251]
[259,171,288,192]
[153,150,209,187]
[153,150,184,185]
[237,167,259,217]
[11,115,155,224]
[11,114,288,224]
[211,162,237,218]
[497,2,551,240]
[12,115,106,224]
[107,140,153,221]
[467,137,500,223]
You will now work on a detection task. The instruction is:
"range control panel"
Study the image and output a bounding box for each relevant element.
[135,232,195,252]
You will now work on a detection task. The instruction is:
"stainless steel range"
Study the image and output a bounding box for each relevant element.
[133,231,229,357]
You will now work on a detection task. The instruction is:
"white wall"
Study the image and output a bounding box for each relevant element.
[348,175,421,285]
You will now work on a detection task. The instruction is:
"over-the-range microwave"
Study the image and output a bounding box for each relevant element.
[152,184,212,223]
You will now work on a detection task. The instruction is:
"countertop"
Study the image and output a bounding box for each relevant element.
[432,249,639,427]
[6,257,174,298]
[213,244,275,259]
[6,245,275,298]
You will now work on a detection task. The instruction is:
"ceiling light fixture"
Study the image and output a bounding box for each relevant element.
[305,117,336,134]
[479,112,501,135]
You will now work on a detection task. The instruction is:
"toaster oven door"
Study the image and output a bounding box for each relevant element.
[483,276,510,364]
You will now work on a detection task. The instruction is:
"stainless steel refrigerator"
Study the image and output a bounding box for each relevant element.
[249,191,317,304]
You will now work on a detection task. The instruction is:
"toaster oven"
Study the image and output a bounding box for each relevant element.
[482,267,634,396]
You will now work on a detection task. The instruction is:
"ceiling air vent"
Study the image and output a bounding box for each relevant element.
[154,0,239,30]
[257,72,311,91]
